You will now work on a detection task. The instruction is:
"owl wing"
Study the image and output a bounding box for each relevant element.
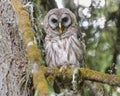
[77,26,86,67]
[76,26,84,42]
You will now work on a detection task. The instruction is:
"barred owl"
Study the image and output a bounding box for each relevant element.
[44,8,85,68]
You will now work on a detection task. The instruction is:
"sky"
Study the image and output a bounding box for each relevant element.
[55,0,64,8]
[55,0,105,8]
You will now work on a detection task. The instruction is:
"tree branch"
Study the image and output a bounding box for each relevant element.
[44,67,120,87]
[11,0,50,95]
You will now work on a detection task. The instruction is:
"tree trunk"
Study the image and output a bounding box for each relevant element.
[0,0,31,96]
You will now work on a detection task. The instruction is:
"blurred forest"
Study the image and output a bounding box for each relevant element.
[0,0,120,96]
[32,0,120,95]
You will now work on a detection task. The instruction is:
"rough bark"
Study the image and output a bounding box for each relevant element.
[0,0,31,96]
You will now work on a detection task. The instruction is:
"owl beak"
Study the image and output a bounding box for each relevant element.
[59,23,63,33]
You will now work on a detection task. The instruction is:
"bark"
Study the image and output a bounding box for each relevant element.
[0,0,31,96]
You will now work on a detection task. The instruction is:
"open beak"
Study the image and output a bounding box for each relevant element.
[59,23,63,34]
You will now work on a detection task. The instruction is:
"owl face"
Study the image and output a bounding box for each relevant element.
[44,8,77,36]
[48,13,71,33]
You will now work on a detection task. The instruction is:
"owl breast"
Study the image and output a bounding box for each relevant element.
[45,33,84,68]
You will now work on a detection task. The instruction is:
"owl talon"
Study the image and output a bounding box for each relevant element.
[59,64,69,72]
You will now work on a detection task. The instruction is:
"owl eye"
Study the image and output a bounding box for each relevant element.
[51,19,58,23]
[62,17,68,22]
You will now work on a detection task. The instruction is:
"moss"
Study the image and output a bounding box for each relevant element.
[23,31,34,45]
[26,45,43,64]
[33,71,49,95]
[80,68,120,86]
[11,0,49,95]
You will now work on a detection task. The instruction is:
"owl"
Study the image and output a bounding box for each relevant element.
[44,8,86,95]
[44,8,85,68]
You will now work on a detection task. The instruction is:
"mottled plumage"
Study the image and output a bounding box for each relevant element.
[44,8,85,68]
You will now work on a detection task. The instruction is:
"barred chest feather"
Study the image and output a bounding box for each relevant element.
[45,34,84,68]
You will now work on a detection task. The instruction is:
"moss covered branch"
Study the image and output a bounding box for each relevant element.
[11,0,50,95]
[79,68,120,86]
[44,67,120,87]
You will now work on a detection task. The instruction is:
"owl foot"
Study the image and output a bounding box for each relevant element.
[59,63,70,72]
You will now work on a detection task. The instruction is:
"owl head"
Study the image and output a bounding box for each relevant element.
[44,8,77,36]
